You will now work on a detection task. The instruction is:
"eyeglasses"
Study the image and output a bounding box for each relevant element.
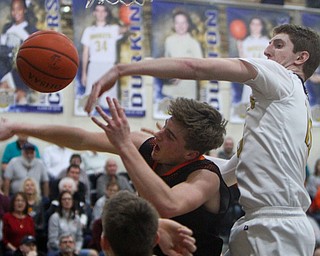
[61,240,75,244]
[61,197,72,201]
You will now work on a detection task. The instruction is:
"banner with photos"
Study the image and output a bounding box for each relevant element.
[151,1,220,119]
[0,0,63,113]
[72,1,146,117]
[301,12,320,127]
[226,7,290,123]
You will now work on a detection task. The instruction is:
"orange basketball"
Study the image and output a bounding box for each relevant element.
[229,19,247,40]
[16,30,79,93]
[119,5,131,26]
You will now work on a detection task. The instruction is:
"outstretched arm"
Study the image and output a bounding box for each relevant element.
[0,118,148,154]
[85,57,257,113]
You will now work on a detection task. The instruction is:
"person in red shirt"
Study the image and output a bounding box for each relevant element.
[2,192,35,256]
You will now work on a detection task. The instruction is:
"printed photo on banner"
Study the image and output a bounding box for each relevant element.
[226,7,290,123]
[0,0,63,113]
[151,1,220,119]
[72,1,146,117]
[301,13,320,127]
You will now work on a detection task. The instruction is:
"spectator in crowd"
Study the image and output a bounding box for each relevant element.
[217,137,235,160]
[307,158,320,199]
[47,191,97,256]
[2,192,35,256]
[21,178,46,253]
[1,135,40,175]
[42,144,73,181]
[55,234,79,256]
[3,143,49,198]
[91,181,119,223]
[58,154,91,204]
[51,165,87,206]
[81,151,105,174]
[89,181,120,255]
[13,235,45,256]
[95,158,133,199]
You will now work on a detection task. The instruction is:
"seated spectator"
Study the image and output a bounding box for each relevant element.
[1,135,40,175]
[13,235,45,256]
[3,143,49,198]
[57,154,90,204]
[2,192,35,256]
[95,158,134,200]
[91,181,119,223]
[42,145,73,180]
[55,233,97,256]
[47,191,97,256]
[21,178,47,253]
[307,159,320,199]
[51,165,87,204]
[217,136,235,160]
[81,151,105,175]
[47,176,88,228]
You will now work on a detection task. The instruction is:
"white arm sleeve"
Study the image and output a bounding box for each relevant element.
[204,154,238,186]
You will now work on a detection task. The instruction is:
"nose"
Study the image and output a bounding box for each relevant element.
[264,43,272,59]
[154,130,163,141]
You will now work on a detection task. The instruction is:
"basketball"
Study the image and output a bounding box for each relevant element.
[229,19,247,40]
[16,30,79,93]
[119,5,131,26]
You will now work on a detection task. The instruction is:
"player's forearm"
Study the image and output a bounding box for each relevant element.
[8,122,116,153]
[117,142,178,216]
[115,57,253,83]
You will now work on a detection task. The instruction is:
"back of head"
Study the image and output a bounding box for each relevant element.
[102,191,159,256]
[273,24,320,80]
[168,97,227,154]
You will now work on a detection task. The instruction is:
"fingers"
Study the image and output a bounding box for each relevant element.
[141,128,156,136]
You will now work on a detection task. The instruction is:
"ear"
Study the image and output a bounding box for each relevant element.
[101,235,112,254]
[295,51,309,65]
[184,150,200,161]
[153,231,160,247]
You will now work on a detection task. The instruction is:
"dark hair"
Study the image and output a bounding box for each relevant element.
[57,191,76,219]
[70,154,82,164]
[168,97,227,154]
[93,2,114,24]
[248,16,268,37]
[273,24,320,80]
[66,164,81,174]
[102,191,159,256]
[10,192,28,214]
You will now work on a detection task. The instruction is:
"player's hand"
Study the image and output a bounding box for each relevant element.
[85,66,119,114]
[0,118,15,141]
[91,97,131,150]
[158,218,196,256]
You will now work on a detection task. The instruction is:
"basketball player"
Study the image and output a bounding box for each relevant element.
[82,24,320,255]
[0,97,231,256]
[79,2,126,110]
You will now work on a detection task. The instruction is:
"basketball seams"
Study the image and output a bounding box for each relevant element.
[16,56,76,80]
[18,46,79,66]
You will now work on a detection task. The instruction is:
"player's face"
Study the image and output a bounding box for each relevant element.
[264,33,299,68]
[94,5,108,23]
[11,0,26,24]
[152,118,190,165]
[249,18,263,36]
[174,14,189,35]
